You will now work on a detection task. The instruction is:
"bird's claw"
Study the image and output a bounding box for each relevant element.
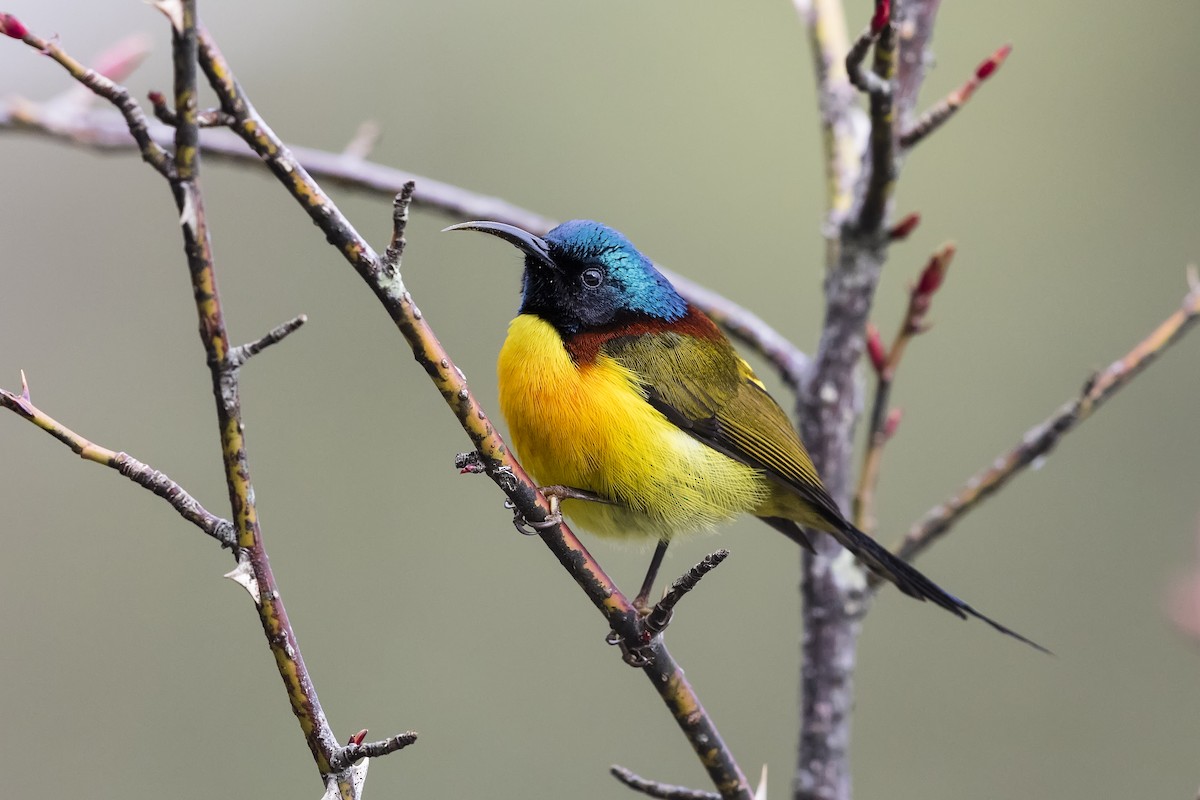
[605,627,655,667]
[504,499,561,535]
[643,607,673,636]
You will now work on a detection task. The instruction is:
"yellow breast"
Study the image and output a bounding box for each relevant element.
[497,314,769,541]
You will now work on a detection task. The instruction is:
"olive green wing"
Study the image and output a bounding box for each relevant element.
[600,328,843,527]
[603,327,1048,651]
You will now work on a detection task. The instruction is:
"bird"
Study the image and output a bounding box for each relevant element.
[445,218,1044,651]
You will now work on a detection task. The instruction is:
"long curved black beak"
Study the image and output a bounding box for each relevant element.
[443,221,557,272]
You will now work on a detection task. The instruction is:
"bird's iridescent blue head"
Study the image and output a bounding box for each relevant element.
[444,219,687,335]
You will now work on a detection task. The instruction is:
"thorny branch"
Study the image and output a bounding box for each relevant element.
[0,372,236,548]
[191,24,754,798]
[2,10,413,799]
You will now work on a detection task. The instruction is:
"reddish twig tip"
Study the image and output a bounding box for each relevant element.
[883,407,903,439]
[916,244,956,297]
[0,12,29,39]
[976,44,1013,82]
[348,729,368,747]
[888,212,921,241]
[92,33,152,81]
[870,0,891,34]
[865,323,888,374]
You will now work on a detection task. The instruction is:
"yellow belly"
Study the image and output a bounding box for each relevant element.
[497,314,770,541]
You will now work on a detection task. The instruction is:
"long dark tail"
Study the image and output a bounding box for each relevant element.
[763,516,1050,654]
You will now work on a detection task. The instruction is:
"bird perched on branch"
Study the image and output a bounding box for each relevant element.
[445,218,1043,651]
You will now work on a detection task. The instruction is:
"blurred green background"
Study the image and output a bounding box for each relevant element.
[2,2,1199,798]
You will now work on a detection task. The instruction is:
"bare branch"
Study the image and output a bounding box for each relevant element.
[0,99,807,390]
[845,9,890,97]
[0,14,171,175]
[888,276,1200,568]
[854,4,897,233]
[790,0,864,228]
[188,32,752,796]
[329,731,418,772]
[1,11,371,787]
[341,120,381,160]
[384,183,415,272]
[645,550,731,635]
[853,242,955,533]
[148,90,234,128]
[0,375,235,548]
[227,314,308,369]
[664,271,810,387]
[611,765,720,800]
[891,0,944,125]
[792,1,943,794]
[900,44,1012,150]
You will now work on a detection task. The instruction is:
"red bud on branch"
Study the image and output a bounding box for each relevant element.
[0,13,29,39]
[915,243,956,298]
[888,212,921,241]
[348,729,368,747]
[870,0,891,34]
[903,243,955,336]
[976,44,1012,82]
[865,322,888,375]
[884,408,903,439]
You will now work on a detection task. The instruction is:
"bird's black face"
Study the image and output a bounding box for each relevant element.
[445,219,686,336]
[518,239,634,335]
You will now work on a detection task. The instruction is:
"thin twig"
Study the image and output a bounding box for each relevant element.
[148,90,235,128]
[0,100,808,390]
[611,765,720,800]
[900,44,1012,150]
[853,243,954,533]
[227,314,308,369]
[4,12,366,788]
[329,732,419,772]
[791,0,864,228]
[341,120,381,160]
[666,271,810,388]
[1,15,171,176]
[191,30,752,796]
[855,1,897,233]
[0,373,236,548]
[844,3,890,97]
[792,1,944,795]
[645,550,730,634]
[887,276,1200,569]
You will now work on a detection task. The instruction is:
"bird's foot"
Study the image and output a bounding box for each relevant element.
[605,626,655,667]
[635,550,733,645]
[504,499,558,535]
[506,485,613,535]
[540,484,615,507]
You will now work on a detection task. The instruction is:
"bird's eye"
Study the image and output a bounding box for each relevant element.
[581,267,604,289]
